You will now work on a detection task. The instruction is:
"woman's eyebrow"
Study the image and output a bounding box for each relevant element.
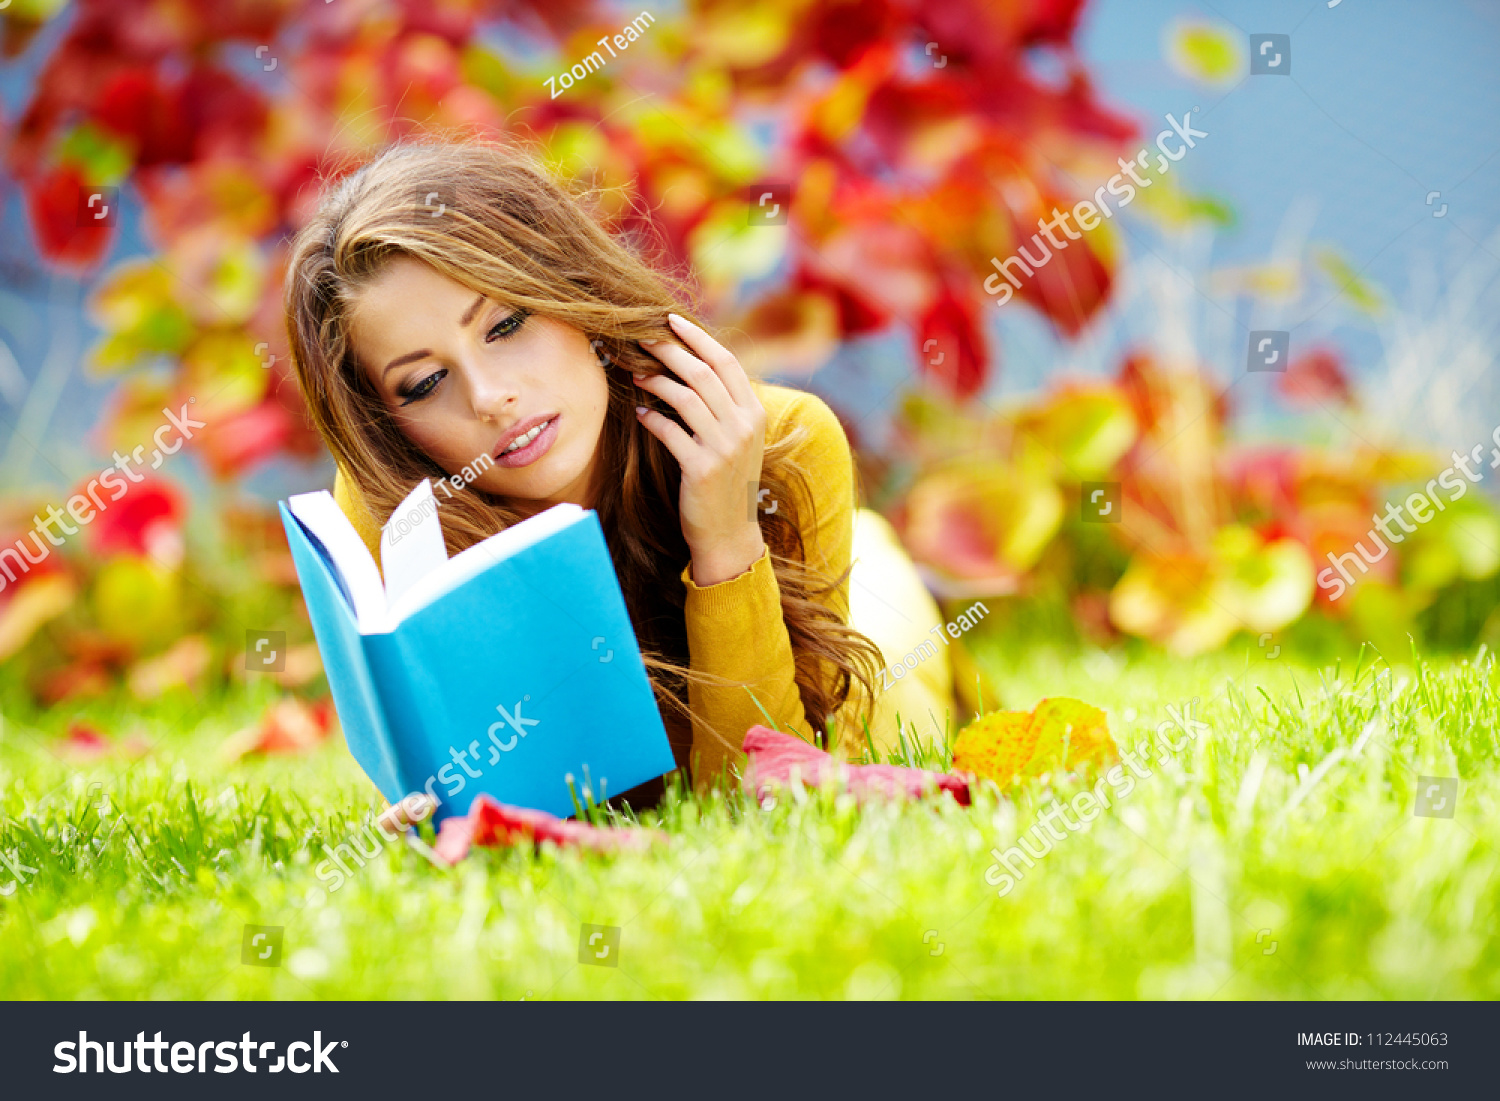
[381,294,488,377]
[458,293,486,327]
[382,349,430,376]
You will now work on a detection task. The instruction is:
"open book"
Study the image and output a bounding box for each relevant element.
[279,479,676,822]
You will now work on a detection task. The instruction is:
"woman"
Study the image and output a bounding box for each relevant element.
[284,140,957,806]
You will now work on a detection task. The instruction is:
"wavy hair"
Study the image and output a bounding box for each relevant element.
[283,139,881,772]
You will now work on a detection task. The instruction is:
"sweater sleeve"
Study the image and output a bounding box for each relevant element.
[677,390,855,783]
[331,466,385,574]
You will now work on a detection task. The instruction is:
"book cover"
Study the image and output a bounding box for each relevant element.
[278,495,677,822]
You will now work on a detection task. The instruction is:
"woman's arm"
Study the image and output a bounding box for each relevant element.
[676,389,856,783]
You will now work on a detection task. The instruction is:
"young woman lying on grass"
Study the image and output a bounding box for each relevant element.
[284,140,958,814]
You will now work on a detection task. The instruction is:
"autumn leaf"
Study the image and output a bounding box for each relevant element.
[916,280,990,401]
[25,164,116,268]
[1014,383,1138,480]
[433,794,666,864]
[220,695,337,760]
[59,720,111,761]
[0,572,75,663]
[742,725,970,805]
[953,697,1117,788]
[126,634,212,699]
[1278,347,1356,407]
[1164,18,1246,86]
[86,477,186,561]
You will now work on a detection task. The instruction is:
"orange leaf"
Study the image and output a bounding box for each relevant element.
[221,695,336,759]
[952,697,1116,787]
[952,709,1035,786]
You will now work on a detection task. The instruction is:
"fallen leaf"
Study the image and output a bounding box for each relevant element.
[953,697,1117,787]
[433,794,665,864]
[950,709,1035,787]
[59,720,110,760]
[221,695,336,759]
[38,661,114,705]
[742,726,970,805]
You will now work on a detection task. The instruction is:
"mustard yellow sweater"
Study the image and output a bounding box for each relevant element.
[331,380,877,785]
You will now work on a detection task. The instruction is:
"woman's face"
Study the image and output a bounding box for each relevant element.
[347,257,611,514]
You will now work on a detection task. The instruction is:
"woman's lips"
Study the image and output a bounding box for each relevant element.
[494,414,559,468]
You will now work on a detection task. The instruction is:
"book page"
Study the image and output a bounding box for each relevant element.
[386,502,588,625]
[380,479,449,612]
[286,491,390,633]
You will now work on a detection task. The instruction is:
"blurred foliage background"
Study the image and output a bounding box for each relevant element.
[1,0,1498,719]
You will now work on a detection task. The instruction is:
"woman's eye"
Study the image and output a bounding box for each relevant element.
[398,369,446,406]
[485,309,530,344]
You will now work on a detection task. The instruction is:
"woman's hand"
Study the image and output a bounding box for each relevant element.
[376,792,438,836]
[634,313,768,587]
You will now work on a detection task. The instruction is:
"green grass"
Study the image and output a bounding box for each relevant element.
[2,630,1498,999]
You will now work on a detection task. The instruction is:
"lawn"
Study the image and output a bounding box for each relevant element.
[2,625,1497,1000]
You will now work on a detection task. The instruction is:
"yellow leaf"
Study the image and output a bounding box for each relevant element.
[953,697,1117,788]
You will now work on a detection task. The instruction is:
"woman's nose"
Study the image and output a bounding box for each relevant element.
[466,371,516,423]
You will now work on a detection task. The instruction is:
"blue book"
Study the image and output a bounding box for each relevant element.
[278,479,676,823]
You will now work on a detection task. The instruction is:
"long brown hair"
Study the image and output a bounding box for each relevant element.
[283,139,881,769]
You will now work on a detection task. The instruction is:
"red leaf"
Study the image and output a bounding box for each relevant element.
[1011,207,1114,335]
[742,726,970,805]
[25,165,115,268]
[93,69,174,160]
[221,696,336,760]
[61,720,110,760]
[86,477,186,559]
[433,794,666,864]
[195,399,295,479]
[917,281,990,400]
[1278,347,1355,408]
[802,270,890,336]
[804,0,899,67]
[179,65,267,162]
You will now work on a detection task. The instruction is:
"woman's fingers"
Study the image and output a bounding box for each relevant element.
[377,792,437,836]
[638,336,735,425]
[666,312,755,406]
[634,403,697,466]
[631,371,722,448]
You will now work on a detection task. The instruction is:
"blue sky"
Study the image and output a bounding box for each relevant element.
[818,0,1500,452]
